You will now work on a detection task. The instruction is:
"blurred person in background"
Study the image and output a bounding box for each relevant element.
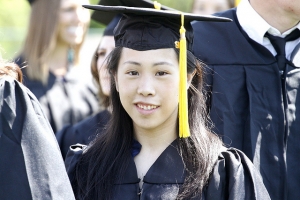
[0,60,75,200]
[56,15,121,159]
[192,0,234,15]
[15,0,98,133]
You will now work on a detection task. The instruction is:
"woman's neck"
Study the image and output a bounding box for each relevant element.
[133,123,177,184]
[133,124,177,152]
[47,43,70,77]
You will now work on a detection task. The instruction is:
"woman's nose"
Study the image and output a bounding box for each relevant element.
[137,75,156,96]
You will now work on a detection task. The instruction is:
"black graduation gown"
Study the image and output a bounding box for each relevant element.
[0,78,75,200]
[65,141,270,200]
[192,8,300,200]
[16,57,99,133]
[56,110,111,159]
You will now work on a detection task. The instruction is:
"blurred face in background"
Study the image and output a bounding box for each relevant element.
[192,0,231,15]
[97,36,115,96]
[57,0,90,46]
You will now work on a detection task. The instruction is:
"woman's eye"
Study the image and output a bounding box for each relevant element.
[97,51,106,58]
[128,71,139,76]
[156,71,167,76]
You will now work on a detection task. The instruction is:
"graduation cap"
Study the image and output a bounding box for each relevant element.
[92,0,174,25]
[84,4,231,138]
[103,14,122,36]
[27,0,35,5]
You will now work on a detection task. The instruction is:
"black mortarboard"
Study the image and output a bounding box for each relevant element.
[92,0,174,25]
[85,5,231,52]
[83,4,231,138]
[27,0,35,5]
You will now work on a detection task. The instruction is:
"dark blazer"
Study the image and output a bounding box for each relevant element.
[16,56,99,133]
[192,8,300,200]
[0,77,75,200]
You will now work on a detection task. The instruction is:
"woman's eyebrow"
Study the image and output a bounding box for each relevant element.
[153,62,174,67]
[122,61,174,67]
[122,61,141,66]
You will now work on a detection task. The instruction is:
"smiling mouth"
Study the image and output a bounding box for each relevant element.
[137,104,158,110]
[67,26,83,34]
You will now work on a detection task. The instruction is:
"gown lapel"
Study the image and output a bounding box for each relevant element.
[113,139,186,199]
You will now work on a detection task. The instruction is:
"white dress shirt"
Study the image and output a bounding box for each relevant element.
[236,0,300,59]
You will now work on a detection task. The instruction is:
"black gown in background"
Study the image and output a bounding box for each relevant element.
[56,110,111,159]
[192,8,300,200]
[0,78,75,200]
[16,57,99,133]
[65,140,270,200]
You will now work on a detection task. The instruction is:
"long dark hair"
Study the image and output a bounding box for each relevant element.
[73,47,222,199]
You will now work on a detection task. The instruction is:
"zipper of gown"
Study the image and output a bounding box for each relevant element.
[137,188,143,199]
[281,65,288,200]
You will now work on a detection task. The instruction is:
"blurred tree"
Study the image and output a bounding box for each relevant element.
[0,0,30,60]
[0,0,193,60]
[159,0,193,12]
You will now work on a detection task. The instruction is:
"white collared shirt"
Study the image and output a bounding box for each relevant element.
[236,0,300,59]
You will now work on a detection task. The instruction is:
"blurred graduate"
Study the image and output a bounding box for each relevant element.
[56,13,120,160]
[15,0,98,133]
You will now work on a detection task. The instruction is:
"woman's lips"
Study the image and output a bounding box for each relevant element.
[135,103,159,114]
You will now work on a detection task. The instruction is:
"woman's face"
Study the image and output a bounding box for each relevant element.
[97,36,115,96]
[57,0,90,46]
[115,48,181,132]
[192,0,230,15]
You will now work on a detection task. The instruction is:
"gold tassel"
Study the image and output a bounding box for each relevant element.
[153,1,161,10]
[178,13,190,138]
[235,0,241,6]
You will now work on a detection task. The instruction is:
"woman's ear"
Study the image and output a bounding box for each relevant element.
[186,69,196,89]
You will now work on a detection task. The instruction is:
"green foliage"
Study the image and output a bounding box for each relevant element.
[0,0,194,60]
[158,0,193,12]
[0,0,30,60]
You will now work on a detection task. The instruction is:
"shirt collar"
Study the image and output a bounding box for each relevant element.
[237,0,271,44]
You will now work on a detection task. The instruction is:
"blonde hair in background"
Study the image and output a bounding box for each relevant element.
[21,0,88,84]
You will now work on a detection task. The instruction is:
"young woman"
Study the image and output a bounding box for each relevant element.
[56,16,120,159]
[65,5,270,200]
[15,0,98,133]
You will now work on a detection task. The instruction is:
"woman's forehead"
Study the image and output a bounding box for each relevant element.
[118,48,178,66]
